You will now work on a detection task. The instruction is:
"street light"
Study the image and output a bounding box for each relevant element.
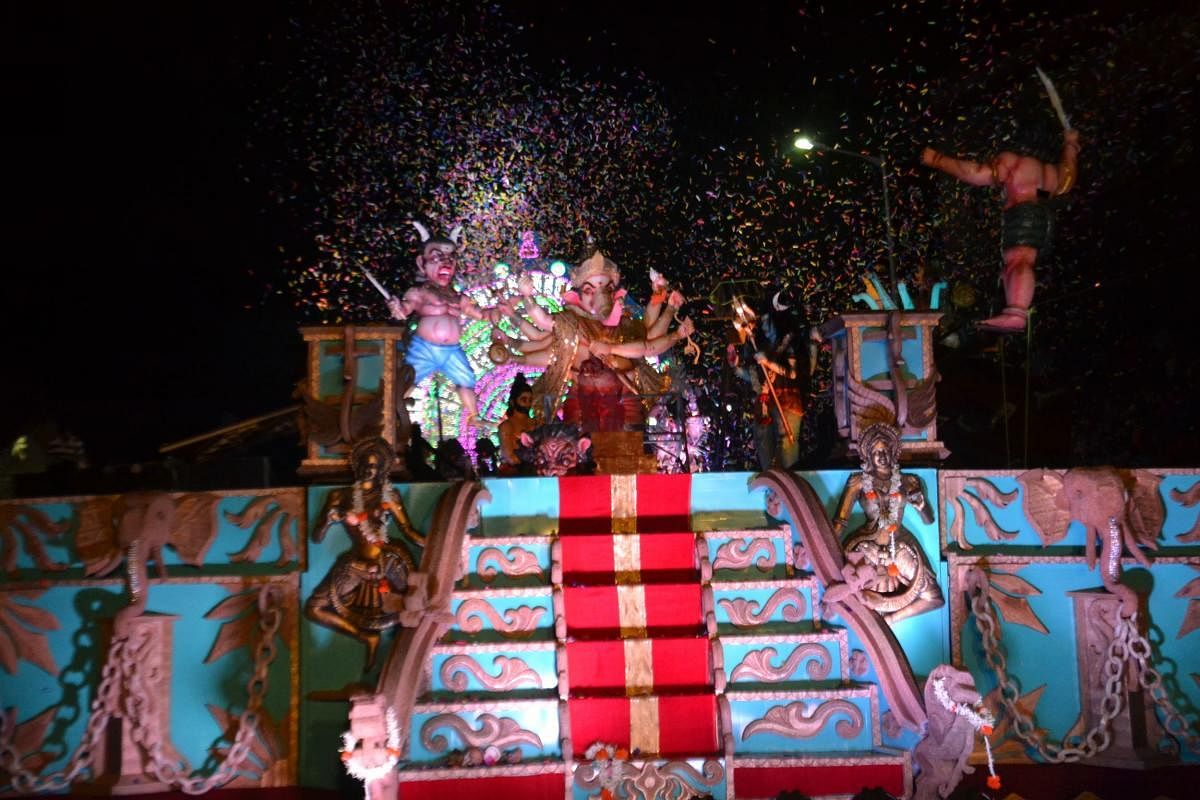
[794,136,898,297]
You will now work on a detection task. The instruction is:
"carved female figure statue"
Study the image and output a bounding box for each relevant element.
[306,437,419,671]
[830,423,943,623]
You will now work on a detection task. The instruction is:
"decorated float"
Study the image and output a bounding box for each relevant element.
[2,242,1198,800]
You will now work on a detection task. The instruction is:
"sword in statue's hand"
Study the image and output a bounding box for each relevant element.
[1035,66,1071,130]
[361,266,392,301]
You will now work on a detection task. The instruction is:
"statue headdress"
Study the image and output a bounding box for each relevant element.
[857,422,902,471]
[569,251,621,289]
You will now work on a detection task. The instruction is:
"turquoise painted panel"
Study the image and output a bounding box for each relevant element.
[947,471,1200,551]
[479,477,559,536]
[429,649,558,693]
[691,472,761,515]
[960,561,1200,764]
[0,581,293,787]
[5,491,306,573]
[0,585,124,780]
[722,640,843,683]
[729,695,874,753]
[408,703,560,761]
[316,339,386,398]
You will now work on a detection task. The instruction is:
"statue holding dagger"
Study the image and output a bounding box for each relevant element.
[362,222,506,428]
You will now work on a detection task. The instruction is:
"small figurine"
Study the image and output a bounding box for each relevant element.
[497,373,536,475]
[306,437,419,671]
[387,222,504,425]
[829,423,943,623]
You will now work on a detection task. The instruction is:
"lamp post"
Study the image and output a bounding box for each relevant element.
[794,136,898,297]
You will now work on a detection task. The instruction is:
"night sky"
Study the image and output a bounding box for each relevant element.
[5,1,1199,470]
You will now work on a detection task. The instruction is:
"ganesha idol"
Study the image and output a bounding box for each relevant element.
[489,251,694,434]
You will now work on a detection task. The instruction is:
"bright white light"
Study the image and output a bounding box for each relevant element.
[494,262,510,278]
[794,136,815,151]
[550,261,567,277]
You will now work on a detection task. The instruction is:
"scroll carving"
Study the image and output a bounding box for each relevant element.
[0,504,68,576]
[718,587,806,628]
[455,599,546,638]
[729,645,831,682]
[713,538,775,572]
[0,590,60,676]
[1171,480,1200,542]
[439,654,544,691]
[475,546,545,583]
[225,492,302,566]
[967,566,1049,635]
[573,758,723,798]
[742,699,864,741]
[945,477,1019,549]
[420,713,543,752]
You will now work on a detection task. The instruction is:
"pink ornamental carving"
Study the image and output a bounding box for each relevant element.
[713,538,776,572]
[455,599,547,637]
[420,713,543,753]
[475,546,545,583]
[729,645,832,682]
[439,655,544,692]
[743,699,864,740]
[719,587,806,628]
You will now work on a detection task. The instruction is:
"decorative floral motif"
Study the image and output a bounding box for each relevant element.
[943,476,1020,549]
[475,546,545,583]
[420,713,542,753]
[225,493,302,566]
[0,505,68,576]
[455,599,547,638]
[439,654,543,691]
[742,699,864,741]
[973,567,1049,635]
[729,645,831,682]
[1174,565,1200,639]
[573,748,723,800]
[718,587,806,628]
[1172,480,1200,542]
[712,538,775,572]
[0,590,59,676]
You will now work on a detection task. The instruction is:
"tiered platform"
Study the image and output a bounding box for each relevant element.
[2,469,1199,799]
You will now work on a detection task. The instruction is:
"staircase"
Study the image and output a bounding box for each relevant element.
[389,473,911,799]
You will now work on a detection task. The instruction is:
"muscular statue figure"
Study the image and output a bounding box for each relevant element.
[830,423,943,623]
[306,437,419,671]
[921,128,1081,333]
[491,251,694,433]
[387,224,504,425]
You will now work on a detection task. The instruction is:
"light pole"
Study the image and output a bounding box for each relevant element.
[794,136,898,298]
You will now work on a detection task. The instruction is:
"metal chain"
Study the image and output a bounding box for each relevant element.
[0,634,125,793]
[1,585,282,795]
[1125,622,1200,756]
[968,574,1129,762]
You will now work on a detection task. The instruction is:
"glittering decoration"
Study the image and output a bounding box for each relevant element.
[253,1,1200,467]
